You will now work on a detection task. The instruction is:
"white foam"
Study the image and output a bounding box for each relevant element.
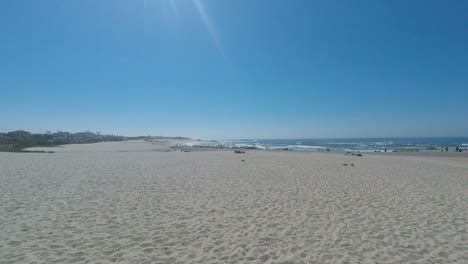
[327,142,363,145]
[285,145,327,151]
[184,141,220,147]
[375,141,394,146]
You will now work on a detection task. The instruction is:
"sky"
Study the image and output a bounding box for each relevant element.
[1,0,467,139]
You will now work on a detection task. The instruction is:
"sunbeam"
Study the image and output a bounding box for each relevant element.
[170,0,179,18]
[192,0,225,57]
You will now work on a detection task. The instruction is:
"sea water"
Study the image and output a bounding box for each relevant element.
[185,137,468,152]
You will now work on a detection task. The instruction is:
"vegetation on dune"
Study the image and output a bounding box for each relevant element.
[0,130,124,152]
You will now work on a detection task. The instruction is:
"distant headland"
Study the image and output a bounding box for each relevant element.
[0,130,191,152]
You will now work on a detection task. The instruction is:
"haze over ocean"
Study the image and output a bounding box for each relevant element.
[1,1,468,139]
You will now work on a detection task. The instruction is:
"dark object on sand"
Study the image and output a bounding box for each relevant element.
[343,163,348,166]
[351,163,354,166]
[175,149,190,152]
[356,153,363,157]
[242,159,245,162]
[234,150,246,154]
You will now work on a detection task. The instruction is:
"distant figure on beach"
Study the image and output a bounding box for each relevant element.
[384,148,387,152]
[445,146,449,152]
[456,147,459,152]
[441,147,444,152]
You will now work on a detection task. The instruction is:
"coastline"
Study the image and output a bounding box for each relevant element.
[22,138,468,158]
[182,137,468,154]
[178,144,468,158]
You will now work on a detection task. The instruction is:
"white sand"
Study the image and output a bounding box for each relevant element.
[24,139,189,153]
[1,140,467,263]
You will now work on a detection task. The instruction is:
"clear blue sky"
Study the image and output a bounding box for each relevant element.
[1,0,467,139]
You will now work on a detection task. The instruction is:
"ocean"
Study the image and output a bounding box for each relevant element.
[184,137,468,152]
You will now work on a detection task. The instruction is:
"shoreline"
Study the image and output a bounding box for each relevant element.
[19,139,468,158]
[178,145,468,158]
[182,137,468,154]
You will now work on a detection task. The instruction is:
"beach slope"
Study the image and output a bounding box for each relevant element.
[1,140,467,263]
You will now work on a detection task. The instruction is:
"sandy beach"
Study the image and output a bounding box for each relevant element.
[1,140,467,264]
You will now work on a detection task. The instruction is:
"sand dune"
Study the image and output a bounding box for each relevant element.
[1,140,467,263]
